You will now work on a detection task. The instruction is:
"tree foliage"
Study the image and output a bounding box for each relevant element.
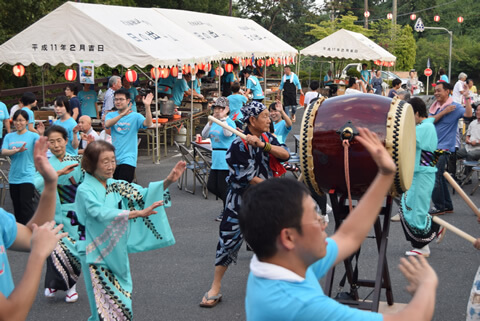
[305,13,372,39]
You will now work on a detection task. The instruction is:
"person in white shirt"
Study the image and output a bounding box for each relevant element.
[453,72,468,104]
[98,114,112,144]
[74,115,100,153]
[304,81,322,107]
[344,77,365,95]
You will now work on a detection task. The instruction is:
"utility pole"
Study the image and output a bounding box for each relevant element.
[364,0,368,29]
[229,0,232,16]
[393,0,397,26]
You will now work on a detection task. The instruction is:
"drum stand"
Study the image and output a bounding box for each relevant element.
[323,192,394,312]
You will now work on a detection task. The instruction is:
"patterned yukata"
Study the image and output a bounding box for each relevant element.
[34,153,84,291]
[399,118,441,248]
[215,127,289,266]
[75,173,174,321]
[467,266,480,321]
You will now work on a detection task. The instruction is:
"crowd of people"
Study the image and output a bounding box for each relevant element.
[0,65,480,321]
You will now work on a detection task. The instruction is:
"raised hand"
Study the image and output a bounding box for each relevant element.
[34,137,57,185]
[143,93,154,106]
[355,127,396,176]
[165,161,186,188]
[37,121,45,136]
[16,142,27,153]
[398,256,438,295]
[72,124,81,134]
[30,221,68,260]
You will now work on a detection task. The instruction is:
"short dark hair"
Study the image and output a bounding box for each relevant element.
[45,125,68,141]
[310,81,319,91]
[231,82,241,93]
[268,102,277,111]
[243,68,252,75]
[362,63,368,68]
[65,83,78,95]
[408,97,428,118]
[392,79,402,87]
[284,65,291,70]
[13,109,29,121]
[467,79,474,85]
[114,88,131,100]
[239,178,310,259]
[436,81,453,91]
[348,77,356,88]
[439,68,445,75]
[20,92,36,106]
[55,96,72,114]
[82,141,115,175]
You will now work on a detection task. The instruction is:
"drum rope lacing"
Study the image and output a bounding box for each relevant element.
[342,139,353,213]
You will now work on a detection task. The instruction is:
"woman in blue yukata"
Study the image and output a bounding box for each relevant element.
[36,125,85,303]
[200,101,290,308]
[75,140,185,321]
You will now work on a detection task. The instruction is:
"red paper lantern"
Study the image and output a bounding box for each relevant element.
[246,58,252,66]
[410,13,416,21]
[266,59,272,67]
[125,69,137,83]
[257,59,264,67]
[160,68,170,79]
[434,15,440,22]
[232,57,239,64]
[364,11,370,18]
[183,65,191,74]
[387,13,393,20]
[150,67,161,79]
[170,66,179,77]
[374,60,381,65]
[215,67,224,77]
[225,64,234,73]
[12,64,25,77]
[458,16,464,23]
[64,69,77,81]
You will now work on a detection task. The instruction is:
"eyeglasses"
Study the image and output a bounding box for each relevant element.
[301,204,327,227]
[114,98,126,102]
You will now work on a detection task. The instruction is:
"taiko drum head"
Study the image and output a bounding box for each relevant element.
[299,94,415,197]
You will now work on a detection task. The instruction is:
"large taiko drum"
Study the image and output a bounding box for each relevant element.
[300,94,416,197]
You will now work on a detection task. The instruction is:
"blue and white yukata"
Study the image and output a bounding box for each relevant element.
[215,128,289,266]
[34,153,84,291]
[75,174,174,321]
[399,118,441,247]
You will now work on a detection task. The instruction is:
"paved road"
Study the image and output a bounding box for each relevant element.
[7,107,480,320]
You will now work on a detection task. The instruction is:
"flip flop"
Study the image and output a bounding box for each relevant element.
[199,292,222,308]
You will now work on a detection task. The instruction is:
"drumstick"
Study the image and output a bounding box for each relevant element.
[443,172,480,218]
[432,216,477,244]
[208,116,247,139]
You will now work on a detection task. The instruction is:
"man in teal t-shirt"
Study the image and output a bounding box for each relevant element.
[239,130,439,321]
[243,68,264,102]
[105,88,153,183]
[78,83,98,118]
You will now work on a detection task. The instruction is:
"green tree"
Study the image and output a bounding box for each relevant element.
[305,12,372,39]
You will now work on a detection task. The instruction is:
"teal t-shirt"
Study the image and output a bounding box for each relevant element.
[273,120,291,145]
[21,107,35,127]
[245,239,384,321]
[2,130,39,184]
[227,94,248,122]
[105,111,146,167]
[0,102,9,138]
[207,118,236,170]
[127,87,139,113]
[189,78,202,95]
[247,76,264,100]
[171,78,189,106]
[78,89,98,118]
[54,117,79,155]
[158,75,176,95]
[0,210,17,297]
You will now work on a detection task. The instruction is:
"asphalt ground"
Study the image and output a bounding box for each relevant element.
[7,106,480,320]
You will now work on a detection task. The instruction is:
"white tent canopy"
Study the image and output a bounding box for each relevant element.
[0,1,297,68]
[300,29,396,63]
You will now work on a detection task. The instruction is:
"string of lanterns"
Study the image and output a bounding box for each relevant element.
[11,56,296,78]
[364,10,464,23]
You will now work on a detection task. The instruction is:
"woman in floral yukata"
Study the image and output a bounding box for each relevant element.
[200,101,290,307]
[75,140,185,321]
[35,125,84,303]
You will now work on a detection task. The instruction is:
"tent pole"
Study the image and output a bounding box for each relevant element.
[42,66,45,107]
[263,60,267,97]
[155,67,160,164]
[191,75,194,146]
[134,66,159,164]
